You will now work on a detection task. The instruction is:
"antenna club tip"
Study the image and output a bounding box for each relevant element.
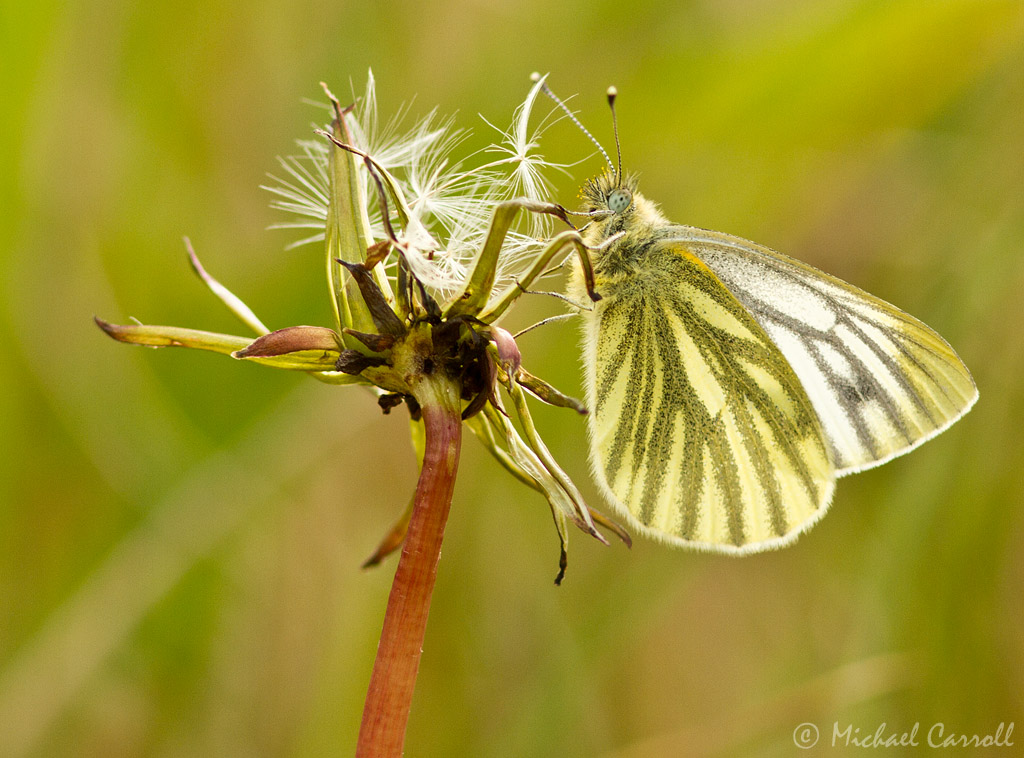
[606,85,618,100]
[530,71,542,82]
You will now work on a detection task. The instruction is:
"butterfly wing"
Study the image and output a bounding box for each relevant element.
[678,227,978,475]
[581,242,835,552]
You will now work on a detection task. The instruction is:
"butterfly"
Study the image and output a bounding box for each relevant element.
[556,89,978,553]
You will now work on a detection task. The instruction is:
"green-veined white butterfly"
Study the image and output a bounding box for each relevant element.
[552,85,978,553]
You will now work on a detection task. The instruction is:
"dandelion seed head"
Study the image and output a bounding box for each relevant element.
[265,71,566,296]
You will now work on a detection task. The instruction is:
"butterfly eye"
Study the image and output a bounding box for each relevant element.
[607,188,632,214]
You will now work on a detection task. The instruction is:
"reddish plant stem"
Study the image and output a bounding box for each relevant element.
[356,377,462,757]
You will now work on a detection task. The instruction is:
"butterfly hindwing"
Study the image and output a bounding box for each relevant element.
[678,228,978,475]
[581,241,835,552]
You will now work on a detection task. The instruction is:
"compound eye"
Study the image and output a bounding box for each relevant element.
[607,188,632,214]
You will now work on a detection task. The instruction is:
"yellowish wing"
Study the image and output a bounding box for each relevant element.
[680,228,978,475]
[581,242,835,552]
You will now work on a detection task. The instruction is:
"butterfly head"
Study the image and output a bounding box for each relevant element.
[577,170,666,248]
[531,76,666,240]
[577,85,636,221]
[580,170,636,215]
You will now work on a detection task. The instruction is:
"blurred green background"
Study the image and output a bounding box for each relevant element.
[3,0,1022,755]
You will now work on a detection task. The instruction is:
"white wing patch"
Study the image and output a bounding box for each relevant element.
[681,227,978,474]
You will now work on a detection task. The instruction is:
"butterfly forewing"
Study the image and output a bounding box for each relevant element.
[582,242,835,552]
[679,228,979,474]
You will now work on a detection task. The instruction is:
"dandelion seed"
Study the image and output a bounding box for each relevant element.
[481,74,571,221]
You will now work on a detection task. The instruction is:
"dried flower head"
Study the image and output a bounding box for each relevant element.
[98,72,629,580]
[95,73,634,757]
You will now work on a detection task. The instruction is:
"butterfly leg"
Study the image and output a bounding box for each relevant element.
[513,312,579,339]
[514,286,592,311]
[444,198,600,319]
[478,228,613,323]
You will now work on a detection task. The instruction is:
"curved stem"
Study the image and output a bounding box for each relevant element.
[356,375,462,757]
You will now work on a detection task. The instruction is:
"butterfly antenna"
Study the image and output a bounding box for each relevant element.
[531,72,614,175]
[607,86,622,187]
